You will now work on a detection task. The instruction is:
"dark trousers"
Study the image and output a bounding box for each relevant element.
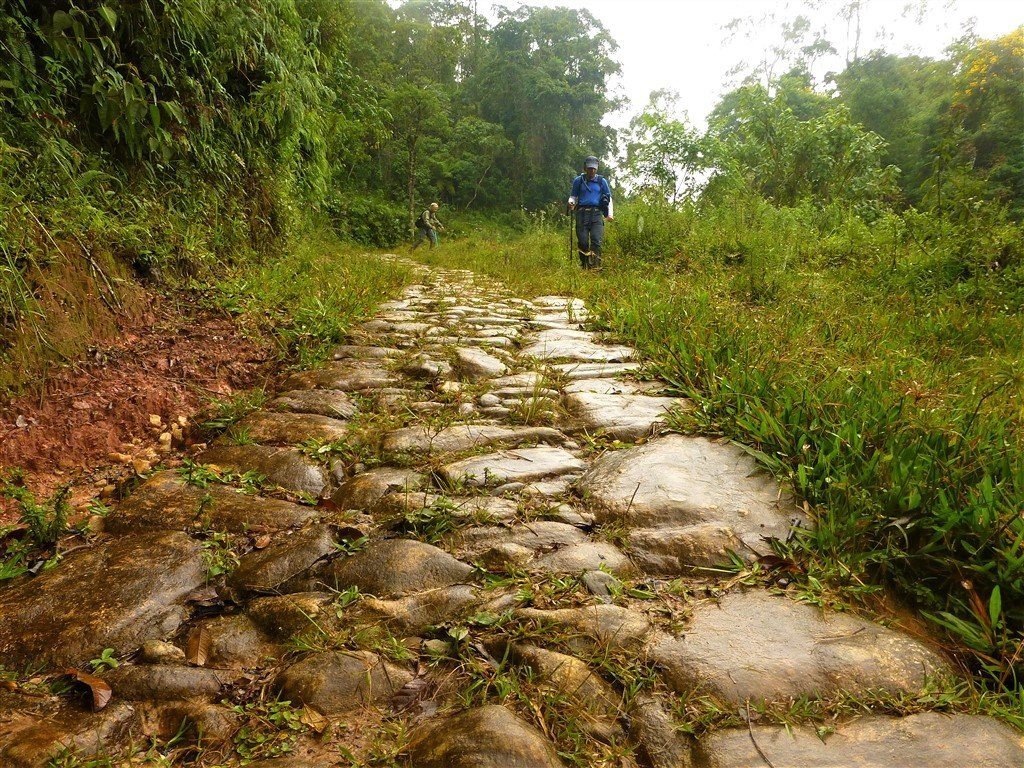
[412,227,437,249]
[575,208,604,268]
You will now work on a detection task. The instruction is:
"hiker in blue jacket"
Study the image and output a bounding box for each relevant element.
[567,156,613,269]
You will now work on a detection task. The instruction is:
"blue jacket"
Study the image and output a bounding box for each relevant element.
[570,174,611,212]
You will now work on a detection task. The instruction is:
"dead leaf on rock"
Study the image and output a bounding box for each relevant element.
[299,707,329,733]
[65,668,112,711]
[185,585,221,607]
[186,626,212,667]
[253,534,272,549]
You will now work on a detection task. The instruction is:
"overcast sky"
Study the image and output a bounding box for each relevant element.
[479,0,1023,130]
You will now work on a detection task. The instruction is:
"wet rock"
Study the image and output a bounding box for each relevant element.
[356,585,481,633]
[224,411,351,445]
[247,592,335,638]
[382,424,568,455]
[510,645,623,741]
[441,446,586,487]
[628,524,757,572]
[650,591,951,704]
[198,445,329,496]
[140,640,185,665]
[228,525,337,595]
[692,713,1024,768]
[282,361,397,392]
[564,392,689,441]
[106,471,316,534]
[516,604,654,654]
[325,539,473,597]
[0,531,205,667]
[0,703,136,768]
[408,705,565,768]
[136,700,238,744]
[629,695,694,768]
[454,347,508,380]
[330,467,425,511]
[103,665,232,701]
[376,492,518,524]
[245,755,339,768]
[268,389,358,420]
[458,521,588,559]
[532,541,633,575]
[277,651,412,715]
[579,435,802,571]
[192,614,279,669]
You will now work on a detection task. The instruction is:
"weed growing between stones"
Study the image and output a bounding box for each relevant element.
[199,389,269,434]
[386,496,459,543]
[200,531,240,580]
[177,460,266,496]
[0,472,71,580]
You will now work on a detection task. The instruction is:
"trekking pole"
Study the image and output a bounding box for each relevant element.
[566,203,573,265]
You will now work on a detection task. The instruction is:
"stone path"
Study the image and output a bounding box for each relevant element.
[1,261,1022,766]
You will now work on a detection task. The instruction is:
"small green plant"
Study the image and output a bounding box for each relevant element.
[231,699,308,761]
[178,459,266,495]
[200,389,268,433]
[88,648,119,672]
[201,531,240,578]
[389,496,458,543]
[1,471,71,549]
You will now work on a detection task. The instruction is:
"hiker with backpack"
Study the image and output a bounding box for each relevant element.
[412,202,445,250]
[567,156,613,269]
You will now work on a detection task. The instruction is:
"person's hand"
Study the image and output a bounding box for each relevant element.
[605,215,614,222]
[568,201,576,210]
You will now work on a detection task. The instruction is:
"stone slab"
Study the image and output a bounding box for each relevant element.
[650,591,951,704]
[548,362,641,380]
[692,713,1024,768]
[282,361,397,392]
[0,532,205,666]
[105,471,315,534]
[383,424,568,455]
[409,705,565,768]
[267,389,358,419]
[325,539,474,597]
[578,435,802,567]
[224,411,350,445]
[198,445,329,497]
[564,391,689,441]
[441,446,586,487]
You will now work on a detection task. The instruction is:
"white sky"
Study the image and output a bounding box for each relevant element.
[480,0,1023,130]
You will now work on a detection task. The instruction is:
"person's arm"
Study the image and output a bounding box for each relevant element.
[568,176,580,208]
[601,178,614,220]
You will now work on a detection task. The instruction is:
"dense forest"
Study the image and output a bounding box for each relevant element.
[2,0,1023,702]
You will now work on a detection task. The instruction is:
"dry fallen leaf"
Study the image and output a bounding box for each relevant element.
[253,534,272,549]
[185,626,212,667]
[299,707,329,732]
[65,668,112,711]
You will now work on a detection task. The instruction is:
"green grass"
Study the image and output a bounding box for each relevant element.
[412,201,1024,693]
[201,230,412,370]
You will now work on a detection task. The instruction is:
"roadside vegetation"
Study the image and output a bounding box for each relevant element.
[1,0,1021,742]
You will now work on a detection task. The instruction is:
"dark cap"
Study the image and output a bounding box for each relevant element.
[583,156,599,169]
